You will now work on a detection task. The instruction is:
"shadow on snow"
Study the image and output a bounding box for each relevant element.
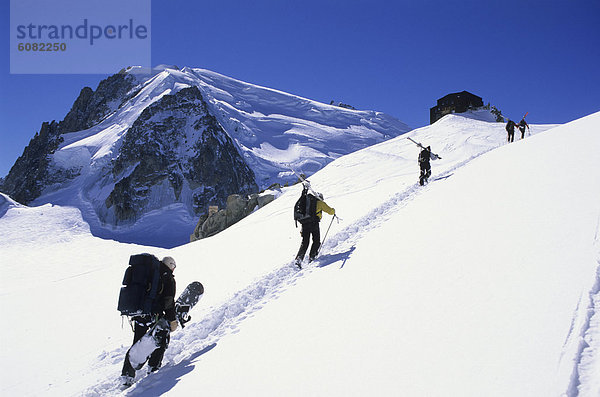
[127,343,217,396]
[316,246,356,269]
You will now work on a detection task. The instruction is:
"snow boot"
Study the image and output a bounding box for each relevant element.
[120,375,134,387]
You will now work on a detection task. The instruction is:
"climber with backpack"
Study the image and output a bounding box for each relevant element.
[518,117,530,139]
[418,145,434,186]
[117,254,178,386]
[293,183,335,269]
[506,119,517,143]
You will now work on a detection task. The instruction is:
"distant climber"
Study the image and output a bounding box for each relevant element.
[406,137,441,186]
[505,120,517,143]
[518,117,530,139]
[293,184,335,268]
[418,146,433,185]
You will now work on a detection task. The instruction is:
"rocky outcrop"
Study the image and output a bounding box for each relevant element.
[190,192,275,241]
[59,72,138,133]
[105,86,258,225]
[1,72,139,205]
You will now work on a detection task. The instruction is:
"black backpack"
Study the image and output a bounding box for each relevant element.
[506,120,515,132]
[294,192,317,225]
[419,149,430,165]
[117,253,163,316]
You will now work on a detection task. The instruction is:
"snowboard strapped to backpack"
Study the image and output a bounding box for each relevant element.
[117,253,163,316]
[294,191,317,226]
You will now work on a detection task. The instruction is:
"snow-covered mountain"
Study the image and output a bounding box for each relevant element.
[0,66,410,247]
[2,111,598,396]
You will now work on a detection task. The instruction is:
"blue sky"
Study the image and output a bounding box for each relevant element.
[1,0,599,177]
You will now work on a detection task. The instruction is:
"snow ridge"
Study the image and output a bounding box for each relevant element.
[565,219,600,397]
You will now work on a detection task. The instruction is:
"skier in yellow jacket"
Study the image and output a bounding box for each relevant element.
[294,188,335,268]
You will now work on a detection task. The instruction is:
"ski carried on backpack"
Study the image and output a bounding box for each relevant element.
[294,192,318,226]
[406,137,442,159]
[290,168,320,196]
[521,112,531,136]
[290,168,321,227]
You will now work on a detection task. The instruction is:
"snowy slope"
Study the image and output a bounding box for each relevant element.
[1,112,599,396]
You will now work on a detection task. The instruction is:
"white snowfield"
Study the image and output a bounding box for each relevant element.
[1,111,599,396]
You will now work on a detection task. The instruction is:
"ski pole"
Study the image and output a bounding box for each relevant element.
[318,214,336,256]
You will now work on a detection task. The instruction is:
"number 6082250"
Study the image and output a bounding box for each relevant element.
[18,42,67,51]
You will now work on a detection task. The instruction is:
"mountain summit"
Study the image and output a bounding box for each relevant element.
[1,66,410,247]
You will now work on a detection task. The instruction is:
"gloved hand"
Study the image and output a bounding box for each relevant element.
[170,320,178,332]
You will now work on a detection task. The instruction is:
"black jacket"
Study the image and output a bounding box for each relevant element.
[157,263,176,322]
[518,119,529,129]
[506,120,516,132]
[419,148,431,168]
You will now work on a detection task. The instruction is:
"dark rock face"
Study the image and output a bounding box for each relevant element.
[1,121,63,204]
[59,72,138,133]
[1,72,139,204]
[2,70,260,241]
[105,86,258,224]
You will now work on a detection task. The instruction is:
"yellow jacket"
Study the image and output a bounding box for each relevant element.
[316,200,335,220]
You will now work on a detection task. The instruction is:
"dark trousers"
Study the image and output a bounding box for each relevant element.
[121,318,169,377]
[296,221,321,261]
[419,165,431,185]
[519,126,526,139]
[507,130,514,142]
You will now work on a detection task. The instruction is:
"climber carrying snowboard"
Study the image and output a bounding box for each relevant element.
[119,255,178,386]
[293,183,335,268]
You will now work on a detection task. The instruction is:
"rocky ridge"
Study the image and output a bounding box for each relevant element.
[103,86,257,225]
